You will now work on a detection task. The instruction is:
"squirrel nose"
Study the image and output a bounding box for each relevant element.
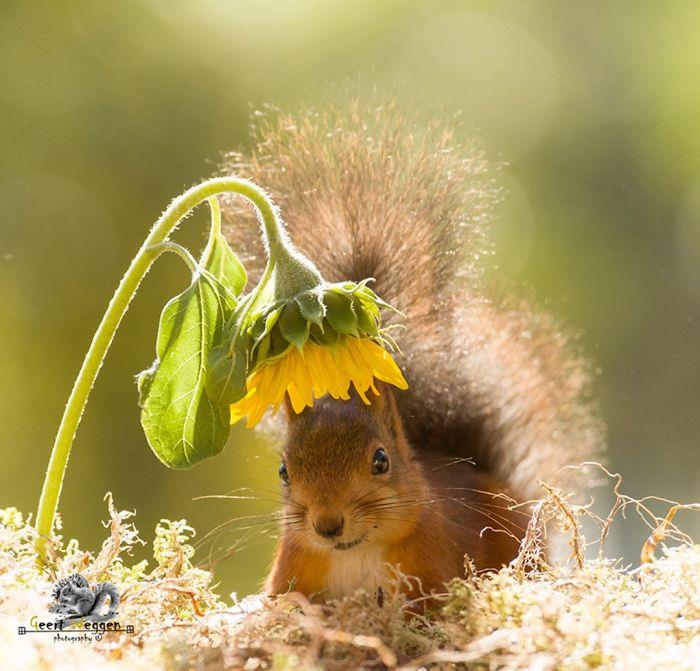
[314,515,344,539]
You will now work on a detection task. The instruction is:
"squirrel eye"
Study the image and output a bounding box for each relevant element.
[371,448,390,475]
[278,462,290,486]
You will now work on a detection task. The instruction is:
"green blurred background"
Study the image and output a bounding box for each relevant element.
[1,1,699,596]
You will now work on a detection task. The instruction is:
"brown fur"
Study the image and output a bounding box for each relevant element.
[265,389,520,602]
[221,100,605,600]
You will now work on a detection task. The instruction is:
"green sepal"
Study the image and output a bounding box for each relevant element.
[358,285,400,314]
[270,327,294,359]
[355,299,379,336]
[255,333,272,364]
[296,290,325,326]
[324,290,359,336]
[250,306,282,345]
[338,278,374,293]
[205,327,248,407]
[241,276,401,372]
[279,301,310,348]
[356,292,381,319]
[310,321,340,347]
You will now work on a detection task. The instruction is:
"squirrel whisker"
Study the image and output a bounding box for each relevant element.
[222,100,603,602]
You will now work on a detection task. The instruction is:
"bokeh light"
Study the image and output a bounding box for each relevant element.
[1,1,698,595]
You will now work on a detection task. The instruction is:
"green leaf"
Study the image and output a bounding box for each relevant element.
[138,274,242,469]
[200,221,246,300]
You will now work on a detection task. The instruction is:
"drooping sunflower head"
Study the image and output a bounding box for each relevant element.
[230,281,407,428]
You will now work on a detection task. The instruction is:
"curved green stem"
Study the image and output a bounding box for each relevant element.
[147,241,199,273]
[35,176,282,561]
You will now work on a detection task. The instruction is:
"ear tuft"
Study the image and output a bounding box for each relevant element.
[368,383,405,441]
[283,393,305,424]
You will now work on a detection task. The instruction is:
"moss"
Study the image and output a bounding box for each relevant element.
[1,488,699,671]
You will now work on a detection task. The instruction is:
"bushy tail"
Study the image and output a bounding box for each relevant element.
[221,100,604,499]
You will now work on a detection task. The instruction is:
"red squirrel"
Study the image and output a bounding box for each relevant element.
[222,101,603,602]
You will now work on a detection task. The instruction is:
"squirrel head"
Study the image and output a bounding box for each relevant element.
[278,383,427,553]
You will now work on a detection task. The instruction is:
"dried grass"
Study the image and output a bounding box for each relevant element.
[1,471,698,670]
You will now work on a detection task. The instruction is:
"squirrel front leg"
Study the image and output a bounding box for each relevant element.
[265,539,330,600]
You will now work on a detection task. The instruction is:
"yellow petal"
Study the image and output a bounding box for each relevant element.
[230,336,407,426]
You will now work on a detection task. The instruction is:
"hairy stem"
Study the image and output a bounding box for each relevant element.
[147,241,199,273]
[35,177,282,561]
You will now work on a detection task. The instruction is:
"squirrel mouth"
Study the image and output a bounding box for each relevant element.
[333,533,368,551]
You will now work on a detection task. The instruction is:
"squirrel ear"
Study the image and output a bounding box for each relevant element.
[369,383,406,443]
[283,392,307,424]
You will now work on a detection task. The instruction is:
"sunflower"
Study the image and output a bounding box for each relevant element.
[222,234,407,428]
[230,336,407,427]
